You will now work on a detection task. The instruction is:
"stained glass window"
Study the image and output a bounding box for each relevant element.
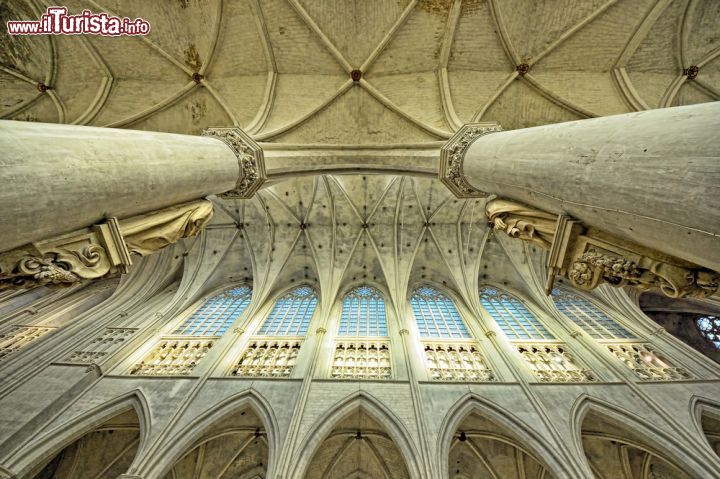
[173,286,252,336]
[697,316,720,349]
[257,286,317,336]
[411,286,470,338]
[338,286,388,337]
[551,288,635,340]
[479,287,553,340]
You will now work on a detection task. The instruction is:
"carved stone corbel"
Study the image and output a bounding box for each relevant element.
[486,198,720,299]
[439,123,502,198]
[0,199,213,290]
[202,127,266,198]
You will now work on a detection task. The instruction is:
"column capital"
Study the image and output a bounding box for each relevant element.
[398,329,410,336]
[315,327,327,335]
[203,127,266,198]
[484,330,497,338]
[439,122,502,198]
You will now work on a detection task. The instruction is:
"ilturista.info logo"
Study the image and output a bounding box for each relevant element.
[6,6,150,36]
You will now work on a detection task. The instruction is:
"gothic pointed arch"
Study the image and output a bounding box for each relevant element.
[573,396,708,478]
[11,390,148,478]
[154,390,277,479]
[439,393,568,479]
[692,397,720,458]
[291,391,422,479]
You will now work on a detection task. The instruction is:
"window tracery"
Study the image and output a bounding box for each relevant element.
[332,286,391,379]
[411,286,470,338]
[232,286,318,378]
[551,288,635,339]
[331,340,391,380]
[480,287,552,340]
[130,339,213,376]
[0,325,55,361]
[257,286,316,336]
[173,285,252,336]
[480,286,595,382]
[65,327,136,363]
[605,343,692,380]
[338,286,387,337]
[422,342,494,381]
[696,315,720,349]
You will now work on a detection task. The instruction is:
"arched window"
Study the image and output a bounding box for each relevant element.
[480,286,595,382]
[257,286,317,336]
[173,286,252,336]
[696,316,720,349]
[332,286,391,380]
[410,286,470,338]
[479,287,553,340]
[231,286,317,378]
[338,286,387,337]
[551,288,635,340]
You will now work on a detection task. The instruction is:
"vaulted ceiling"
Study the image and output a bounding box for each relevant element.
[2,0,718,144]
[2,0,718,302]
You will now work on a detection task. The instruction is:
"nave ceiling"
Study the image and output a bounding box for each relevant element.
[2,0,719,143]
[195,173,541,312]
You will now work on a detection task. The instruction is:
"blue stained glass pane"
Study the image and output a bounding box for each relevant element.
[338,286,388,337]
[480,287,552,340]
[410,287,470,338]
[258,287,318,336]
[551,289,636,340]
[173,286,252,336]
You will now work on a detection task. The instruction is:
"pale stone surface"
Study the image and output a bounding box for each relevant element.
[463,103,720,271]
[0,120,238,252]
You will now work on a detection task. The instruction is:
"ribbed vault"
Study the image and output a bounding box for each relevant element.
[2,0,718,144]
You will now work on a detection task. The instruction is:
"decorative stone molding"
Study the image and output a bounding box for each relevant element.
[398,329,410,336]
[422,341,495,382]
[331,340,391,380]
[315,327,327,335]
[486,198,720,299]
[439,123,502,198]
[231,340,302,378]
[202,127,266,198]
[605,343,692,380]
[0,200,213,290]
[515,343,596,382]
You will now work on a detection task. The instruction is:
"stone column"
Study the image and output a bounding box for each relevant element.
[442,103,720,271]
[0,121,264,252]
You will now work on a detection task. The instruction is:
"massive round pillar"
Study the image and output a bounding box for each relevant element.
[0,121,263,252]
[459,103,720,271]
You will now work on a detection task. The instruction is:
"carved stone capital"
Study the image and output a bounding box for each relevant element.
[203,127,266,198]
[484,331,497,338]
[316,327,327,335]
[234,327,246,334]
[0,200,214,290]
[398,329,410,336]
[569,330,583,338]
[439,123,502,198]
[485,198,720,299]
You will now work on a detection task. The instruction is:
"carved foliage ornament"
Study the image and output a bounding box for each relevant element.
[439,123,502,198]
[202,127,266,199]
[485,198,720,299]
[0,200,213,290]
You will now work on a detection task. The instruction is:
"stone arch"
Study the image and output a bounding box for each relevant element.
[439,393,569,479]
[291,391,422,479]
[692,397,720,458]
[148,389,279,479]
[10,390,149,478]
[572,395,710,478]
